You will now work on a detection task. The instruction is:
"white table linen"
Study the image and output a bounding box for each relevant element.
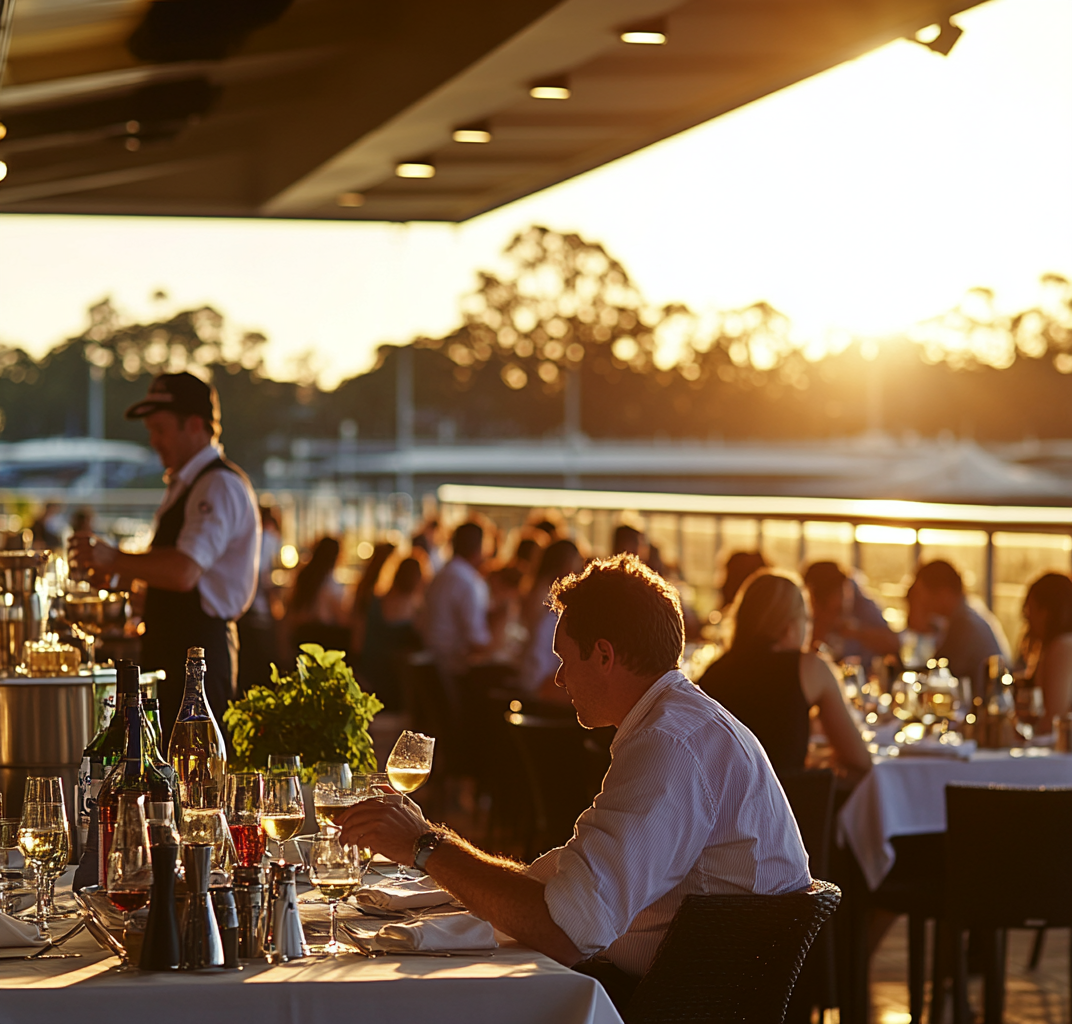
[838,749,1072,889]
[0,917,622,1024]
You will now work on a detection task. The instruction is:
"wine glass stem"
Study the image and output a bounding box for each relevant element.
[329,899,338,953]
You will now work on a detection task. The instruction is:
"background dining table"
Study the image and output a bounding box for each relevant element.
[837,748,1072,890]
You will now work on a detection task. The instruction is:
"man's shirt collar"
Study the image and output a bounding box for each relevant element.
[612,668,690,750]
[163,442,220,488]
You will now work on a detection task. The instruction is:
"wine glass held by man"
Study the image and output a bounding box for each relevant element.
[384,732,434,880]
[307,834,363,955]
[17,776,73,927]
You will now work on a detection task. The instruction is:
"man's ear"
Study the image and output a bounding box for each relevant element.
[593,638,615,672]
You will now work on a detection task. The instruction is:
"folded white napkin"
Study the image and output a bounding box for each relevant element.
[898,737,976,760]
[0,912,48,948]
[354,880,454,910]
[378,911,497,952]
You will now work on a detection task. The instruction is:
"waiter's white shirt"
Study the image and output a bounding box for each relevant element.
[528,669,811,976]
[423,556,491,677]
[156,442,260,621]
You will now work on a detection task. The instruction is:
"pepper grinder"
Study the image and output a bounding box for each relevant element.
[139,840,181,970]
[180,843,224,970]
[211,887,240,968]
[233,865,267,959]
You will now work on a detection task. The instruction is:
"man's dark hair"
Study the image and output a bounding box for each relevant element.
[612,524,643,556]
[452,521,484,560]
[803,561,848,604]
[549,553,683,678]
[916,560,964,594]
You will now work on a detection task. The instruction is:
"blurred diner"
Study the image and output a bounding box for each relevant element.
[699,569,871,780]
[911,559,1010,691]
[1020,571,1072,719]
[286,536,349,657]
[803,561,899,664]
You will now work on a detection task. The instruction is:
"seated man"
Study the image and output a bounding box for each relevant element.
[340,554,811,986]
[804,561,899,665]
[913,560,1009,689]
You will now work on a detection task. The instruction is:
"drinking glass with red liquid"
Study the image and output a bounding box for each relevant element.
[225,772,266,868]
[106,793,154,944]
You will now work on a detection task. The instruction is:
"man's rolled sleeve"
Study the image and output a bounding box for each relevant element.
[175,474,245,571]
[536,730,716,957]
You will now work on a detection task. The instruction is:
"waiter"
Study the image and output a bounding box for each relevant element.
[71,372,260,743]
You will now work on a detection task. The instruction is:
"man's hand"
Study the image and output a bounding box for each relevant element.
[338,797,429,866]
[69,532,119,578]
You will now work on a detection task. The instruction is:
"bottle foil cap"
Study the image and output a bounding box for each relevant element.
[187,647,205,658]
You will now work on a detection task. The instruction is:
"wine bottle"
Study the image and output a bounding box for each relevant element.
[143,695,181,820]
[97,666,174,888]
[74,662,141,889]
[168,647,228,810]
[77,693,115,848]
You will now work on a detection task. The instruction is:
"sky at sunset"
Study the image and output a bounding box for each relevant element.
[0,0,1069,388]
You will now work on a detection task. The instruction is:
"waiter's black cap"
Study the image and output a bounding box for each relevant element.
[124,371,220,429]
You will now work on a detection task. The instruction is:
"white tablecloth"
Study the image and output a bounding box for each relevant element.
[837,749,1072,890]
[0,929,622,1024]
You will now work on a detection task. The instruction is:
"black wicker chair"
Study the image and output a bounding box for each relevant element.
[624,880,842,1024]
[944,783,1072,1024]
[779,770,838,1024]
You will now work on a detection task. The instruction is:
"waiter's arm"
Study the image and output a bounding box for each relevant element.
[70,534,202,592]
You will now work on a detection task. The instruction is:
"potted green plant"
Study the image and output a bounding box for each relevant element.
[224,644,383,782]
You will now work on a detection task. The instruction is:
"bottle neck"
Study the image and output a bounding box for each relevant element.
[179,657,211,720]
[122,704,144,778]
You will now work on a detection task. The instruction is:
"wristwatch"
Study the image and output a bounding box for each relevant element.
[413,830,442,872]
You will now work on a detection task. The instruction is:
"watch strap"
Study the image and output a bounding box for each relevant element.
[413,830,442,871]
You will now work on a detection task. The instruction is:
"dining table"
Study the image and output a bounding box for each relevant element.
[0,870,624,1024]
[837,747,1072,890]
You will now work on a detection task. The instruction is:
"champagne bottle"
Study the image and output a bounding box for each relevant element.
[168,647,227,810]
[97,665,174,889]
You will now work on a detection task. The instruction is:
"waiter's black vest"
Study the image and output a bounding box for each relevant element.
[141,455,248,746]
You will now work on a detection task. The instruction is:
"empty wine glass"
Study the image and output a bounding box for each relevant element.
[385,732,434,880]
[225,772,266,869]
[307,833,363,955]
[18,777,71,928]
[261,776,305,864]
[106,793,154,936]
[267,754,302,777]
[0,814,19,913]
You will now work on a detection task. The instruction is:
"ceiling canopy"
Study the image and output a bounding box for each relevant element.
[0,0,981,222]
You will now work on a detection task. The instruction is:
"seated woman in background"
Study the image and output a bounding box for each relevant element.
[699,569,871,779]
[358,555,427,711]
[515,538,583,697]
[287,536,350,656]
[1021,572,1072,719]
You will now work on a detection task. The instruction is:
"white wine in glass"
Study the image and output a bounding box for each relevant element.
[261,776,305,864]
[307,834,363,955]
[385,732,434,879]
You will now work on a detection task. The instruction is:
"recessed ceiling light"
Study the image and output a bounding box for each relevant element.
[125,137,141,152]
[0,122,7,141]
[529,84,570,100]
[453,128,492,144]
[619,19,667,45]
[0,161,7,183]
[337,192,365,207]
[125,120,140,134]
[396,160,436,179]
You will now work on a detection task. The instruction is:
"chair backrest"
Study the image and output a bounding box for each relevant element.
[505,711,609,858]
[945,783,1072,928]
[625,880,842,1024]
[778,769,835,877]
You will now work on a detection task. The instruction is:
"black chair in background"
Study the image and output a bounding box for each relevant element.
[944,783,1072,1024]
[504,710,610,859]
[780,769,838,1024]
[625,881,842,1024]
